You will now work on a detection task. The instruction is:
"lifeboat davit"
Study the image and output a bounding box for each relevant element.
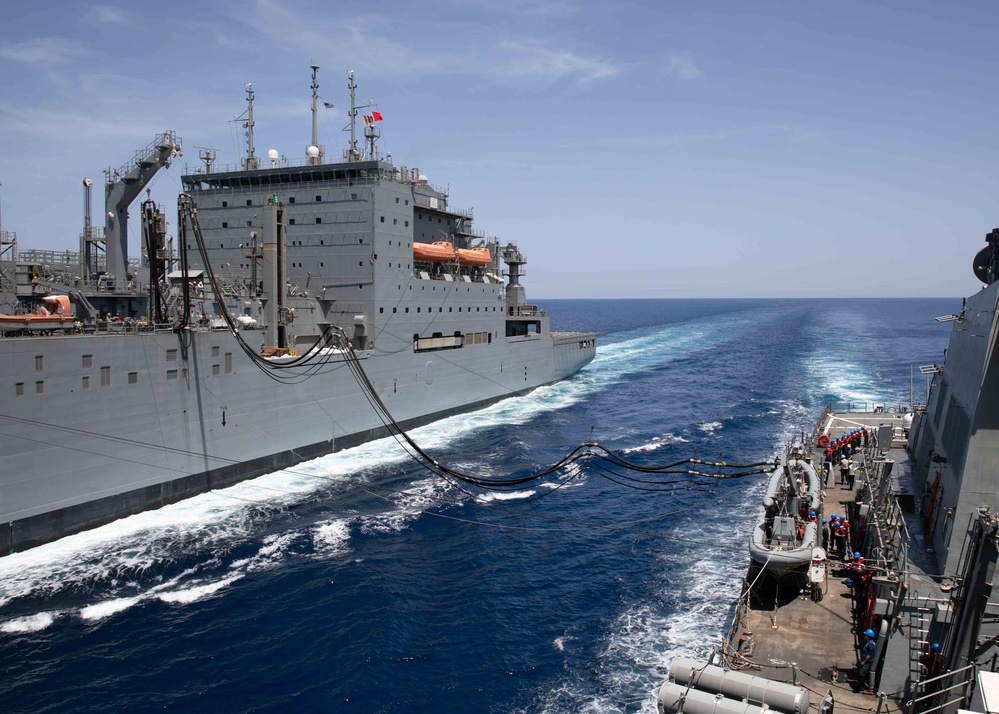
[456,247,492,267]
[0,295,75,332]
[413,241,456,262]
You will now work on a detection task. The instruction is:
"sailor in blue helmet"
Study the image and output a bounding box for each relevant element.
[920,642,944,694]
[859,629,877,688]
[821,519,829,550]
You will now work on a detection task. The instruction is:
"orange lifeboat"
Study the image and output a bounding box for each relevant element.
[0,295,75,333]
[413,241,456,262]
[456,247,492,267]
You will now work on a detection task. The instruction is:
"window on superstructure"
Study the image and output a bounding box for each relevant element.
[405,221,409,227]
[380,216,385,223]
[212,365,221,376]
[380,307,384,314]
[405,200,409,206]
[316,217,322,224]
[35,355,43,372]
[289,197,296,204]
[82,376,89,390]
[316,195,322,202]
[128,372,138,384]
[351,193,357,200]
[82,354,93,368]
[289,219,296,225]
[36,381,43,394]
[246,199,252,206]
[166,349,177,362]
[15,382,24,396]
[100,366,111,387]
[212,346,220,357]
[393,219,398,225]
[167,369,178,380]
[393,308,397,313]
[222,201,228,207]
[225,353,232,374]
[395,197,399,203]
[222,222,228,228]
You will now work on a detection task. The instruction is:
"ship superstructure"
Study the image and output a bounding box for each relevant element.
[0,69,597,555]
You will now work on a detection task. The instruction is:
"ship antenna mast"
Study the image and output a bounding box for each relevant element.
[308,64,323,165]
[347,70,360,162]
[242,83,259,170]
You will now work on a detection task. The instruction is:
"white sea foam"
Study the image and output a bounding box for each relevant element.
[622,434,690,454]
[698,421,723,434]
[79,596,143,621]
[476,489,537,502]
[156,576,242,605]
[312,519,352,554]
[0,612,58,633]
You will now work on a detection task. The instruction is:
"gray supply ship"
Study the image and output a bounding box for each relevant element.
[0,69,597,556]
[655,232,999,714]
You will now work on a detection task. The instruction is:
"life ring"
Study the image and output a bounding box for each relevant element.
[818,434,830,448]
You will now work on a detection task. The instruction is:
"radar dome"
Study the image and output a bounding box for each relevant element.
[268,149,279,161]
[307,145,320,158]
[418,174,428,182]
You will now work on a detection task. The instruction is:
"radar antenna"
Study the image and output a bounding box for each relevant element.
[194,146,220,174]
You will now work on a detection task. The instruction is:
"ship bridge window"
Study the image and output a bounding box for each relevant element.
[222,222,228,228]
[289,197,295,204]
[289,219,296,225]
[222,201,228,207]
[246,199,252,206]
[316,217,322,224]
[316,195,322,202]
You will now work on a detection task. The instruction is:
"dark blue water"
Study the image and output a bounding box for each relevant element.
[0,299,956,713]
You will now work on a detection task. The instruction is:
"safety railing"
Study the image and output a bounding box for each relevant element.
[906,662,976,714]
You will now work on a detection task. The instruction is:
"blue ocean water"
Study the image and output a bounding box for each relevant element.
[0,298,956,713]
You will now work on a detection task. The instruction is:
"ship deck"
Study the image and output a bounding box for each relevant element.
[723,410,938,714]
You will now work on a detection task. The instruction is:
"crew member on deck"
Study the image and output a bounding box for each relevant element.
[859,629,877,690]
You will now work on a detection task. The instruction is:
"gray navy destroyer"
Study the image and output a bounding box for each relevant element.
[654,234,999,714]
[0,68,597,556]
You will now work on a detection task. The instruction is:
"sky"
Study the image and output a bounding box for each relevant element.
[1,0,998,298]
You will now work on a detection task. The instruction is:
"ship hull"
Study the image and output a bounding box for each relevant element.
[0,328,596,554]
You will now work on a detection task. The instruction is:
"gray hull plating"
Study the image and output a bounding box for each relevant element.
[0,328,595,554]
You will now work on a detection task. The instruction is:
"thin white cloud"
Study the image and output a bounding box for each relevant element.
[234,0,619,83]
[87,6,131,26]
[665,53,702,80]
[495,39,621,82]
[0,38,89,65]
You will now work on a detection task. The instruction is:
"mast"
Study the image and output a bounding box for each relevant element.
[243,83,259,170]
[347,70,360,162]
[308,65,322,165]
